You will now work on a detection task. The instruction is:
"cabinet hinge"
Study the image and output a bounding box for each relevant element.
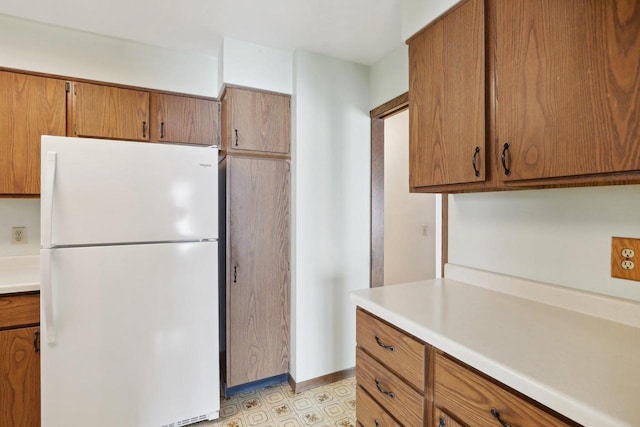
[65,81,70,93]
[74,123,78,135]
[218,103,221,113]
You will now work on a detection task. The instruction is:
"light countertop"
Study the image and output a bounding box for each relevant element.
[0,255,40,294]
[350,276,640,427]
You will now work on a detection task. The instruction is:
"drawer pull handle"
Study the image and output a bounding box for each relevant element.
[374,335,395,351]
[374,378,395,399]
[490,408,511,427]
[438,417,446,427]
[375,421,380,427]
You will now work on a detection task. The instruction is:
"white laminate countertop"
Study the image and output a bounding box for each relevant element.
[0,255,40,294]
[350,276,640,427]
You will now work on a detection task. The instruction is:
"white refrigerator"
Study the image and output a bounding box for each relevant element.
[40,136,220,427]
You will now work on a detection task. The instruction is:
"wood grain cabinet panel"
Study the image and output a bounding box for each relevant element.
[356,348,424,427]
[409,0,485,189]
[70,82,150,141]
[434,353,575,427]
[150,93,220,145]
[223,156,290,388]
[356,308,425,392]
[356,386,401,427]
[0,71,66,195]
[0,327,41,427]
[494,0,640,182]
[0,294,40,329]
[435,408,466,427]
[221,87,290,155]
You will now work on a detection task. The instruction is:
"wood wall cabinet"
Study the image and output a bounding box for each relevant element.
[220,156,290,391]
[355,308,429,426]
[409,0,485,188]
[69,82,150,141]
[150,93,220,146]
[408,0,640,193]
[0,71,66,195]
[494,0,640,183]
[0,293,40,427]
[221,86,290,156]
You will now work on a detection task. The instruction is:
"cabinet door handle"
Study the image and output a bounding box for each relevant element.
[374,420,380,427]
[490,408,512,427]
[160,122,165,139]
[34,330,40,353]
[142,121,148,138]
[234,129,239,146]
[472,146,481,177]
[374,335,395,351]
[374,378,395,399]
[233,266,237,283]
[438,417,446,427]
[501,142,511,176]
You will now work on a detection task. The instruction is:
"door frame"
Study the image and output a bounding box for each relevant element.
[370,93,448,287]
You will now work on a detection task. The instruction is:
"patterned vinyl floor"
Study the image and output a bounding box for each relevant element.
[197,377,356,427]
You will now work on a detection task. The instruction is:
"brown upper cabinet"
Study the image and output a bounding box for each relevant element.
[150,93,220,146]
[409,0,485,188]
[221,86,291,156]
[69,82,150,141]
[495,0,640,183]
[0,71,66,195]
[408,0,640,193]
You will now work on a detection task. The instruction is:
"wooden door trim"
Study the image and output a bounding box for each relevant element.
[370,92,449,287]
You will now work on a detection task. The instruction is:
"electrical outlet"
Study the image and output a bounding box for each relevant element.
[611,237,640,282]
[621,248,636,258]
[11,226,27,245]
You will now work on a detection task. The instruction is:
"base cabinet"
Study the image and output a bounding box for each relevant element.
[355,308,579,427]
[0,293,40,427]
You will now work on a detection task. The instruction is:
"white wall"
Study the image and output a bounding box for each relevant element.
[401,0,460,41]
[0,200,40,257]
[291,50,370,382]
[384,110,436,285]
[220,38,293,95]
[449,186,640,302]
[0,14,218,96]
[369,44,408,109]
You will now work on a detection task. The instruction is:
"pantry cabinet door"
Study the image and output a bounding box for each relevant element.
[495,0,640,181]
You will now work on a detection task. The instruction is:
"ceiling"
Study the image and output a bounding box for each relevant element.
[0,0,403,65]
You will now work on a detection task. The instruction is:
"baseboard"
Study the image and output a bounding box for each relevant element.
[288,367,355,394]
[224,373,288,398]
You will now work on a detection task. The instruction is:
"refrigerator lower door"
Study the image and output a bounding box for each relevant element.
[40,242,219,427]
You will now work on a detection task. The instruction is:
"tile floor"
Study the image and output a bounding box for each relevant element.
[197,377,357,427]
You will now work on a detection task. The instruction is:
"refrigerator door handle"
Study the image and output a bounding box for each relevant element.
[42,151,57,249]
[41,249,57,344]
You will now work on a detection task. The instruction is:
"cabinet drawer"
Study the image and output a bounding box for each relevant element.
[435,353,575,427]
[0,293,39,329]
[356,308,425,391]
[356,347,423,427]
[356,386,401,427]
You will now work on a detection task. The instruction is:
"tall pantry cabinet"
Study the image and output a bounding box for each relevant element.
[219,86,291,394]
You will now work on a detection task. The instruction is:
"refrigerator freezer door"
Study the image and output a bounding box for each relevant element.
[40,242,219,427]
[41,136,218,247]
